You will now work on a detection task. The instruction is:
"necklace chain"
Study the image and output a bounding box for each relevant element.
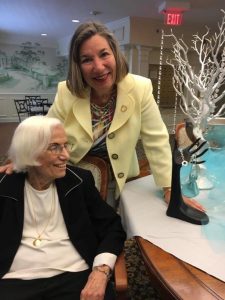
[179,148,188,166]
[25,181,55,247]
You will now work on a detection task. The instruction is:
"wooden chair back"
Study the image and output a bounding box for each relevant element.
[76,155,109,201]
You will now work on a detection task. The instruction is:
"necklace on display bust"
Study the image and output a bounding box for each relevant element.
[25,181,55,247]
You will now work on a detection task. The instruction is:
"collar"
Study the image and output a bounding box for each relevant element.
[0,166,83,201]
[55,166,83,197]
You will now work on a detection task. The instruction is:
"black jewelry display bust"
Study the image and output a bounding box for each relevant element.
[166,139,209,225]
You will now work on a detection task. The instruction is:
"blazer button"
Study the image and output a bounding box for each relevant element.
[112,154,118,159]
[108,133,115,139]
[121,105,127,112]
[118,172,124,178]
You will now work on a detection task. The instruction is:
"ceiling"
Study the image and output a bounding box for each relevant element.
[0,0,224,47]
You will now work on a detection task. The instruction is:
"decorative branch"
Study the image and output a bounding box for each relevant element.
[164,9,225,132]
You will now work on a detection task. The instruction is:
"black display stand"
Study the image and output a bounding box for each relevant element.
[166,139,209,225]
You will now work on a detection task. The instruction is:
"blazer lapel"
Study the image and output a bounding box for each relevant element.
[72,94,93,140]
[55,166,83,198]
[109,74,135,133]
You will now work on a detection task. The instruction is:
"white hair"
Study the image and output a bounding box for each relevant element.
[8,116,63,172]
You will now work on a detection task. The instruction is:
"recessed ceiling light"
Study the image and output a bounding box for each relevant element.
[41,33,47,36]
[72,19,80,23]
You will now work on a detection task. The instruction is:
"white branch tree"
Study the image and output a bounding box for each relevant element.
[164,9,225,135]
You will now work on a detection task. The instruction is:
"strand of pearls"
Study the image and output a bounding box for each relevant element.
[157,30,179,134]
[156,30,164,106]
[172,83,178,134]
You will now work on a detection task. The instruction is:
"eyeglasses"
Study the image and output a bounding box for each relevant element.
[47,143,74,155]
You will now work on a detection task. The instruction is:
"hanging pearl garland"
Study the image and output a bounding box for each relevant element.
[156,30,164,106]
[157,29,179,134]
[172,83,179,134]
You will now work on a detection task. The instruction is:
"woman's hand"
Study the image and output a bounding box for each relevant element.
[182,195,206,212]
[163,188,206,212]
[0,162,14,174]
[80,269,108,300]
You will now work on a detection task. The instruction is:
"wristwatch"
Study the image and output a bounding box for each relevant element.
[93,264,112,280]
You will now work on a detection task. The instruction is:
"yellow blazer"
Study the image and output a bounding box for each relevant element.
[47,73,172,197]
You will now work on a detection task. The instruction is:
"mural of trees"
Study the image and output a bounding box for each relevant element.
[0,41,68,93]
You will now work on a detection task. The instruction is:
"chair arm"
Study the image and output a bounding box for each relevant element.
[114,251,129,299]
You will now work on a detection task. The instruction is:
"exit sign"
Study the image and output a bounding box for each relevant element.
[165,12,183,25]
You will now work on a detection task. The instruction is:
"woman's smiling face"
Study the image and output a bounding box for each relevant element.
[79,34,116,95]
[28,125,70,189]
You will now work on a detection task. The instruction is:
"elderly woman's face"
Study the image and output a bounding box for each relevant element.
[79,34,116,94]
[34,125,70,184]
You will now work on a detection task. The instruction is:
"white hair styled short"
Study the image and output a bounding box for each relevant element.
[8,116,63,172]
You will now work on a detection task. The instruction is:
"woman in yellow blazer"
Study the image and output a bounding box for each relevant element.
[46,21,205,212]
[47,73,171,200]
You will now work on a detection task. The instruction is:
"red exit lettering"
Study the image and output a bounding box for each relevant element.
[165,13,183,25]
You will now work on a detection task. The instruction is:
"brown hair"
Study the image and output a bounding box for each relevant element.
[66,21,129,98]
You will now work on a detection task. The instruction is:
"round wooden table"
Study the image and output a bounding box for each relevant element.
[136,236,225,300]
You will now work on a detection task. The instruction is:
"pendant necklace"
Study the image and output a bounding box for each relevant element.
[25,181,55,247]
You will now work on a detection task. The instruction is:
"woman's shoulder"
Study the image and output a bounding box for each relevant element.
[121,73,151,88]
[127,73,151,82]
[119,73,152,95]
[57,80,70,93]
[56,81,73,99]
[0,171,25,188]
[57,81,89,102]
[58,80,67,86]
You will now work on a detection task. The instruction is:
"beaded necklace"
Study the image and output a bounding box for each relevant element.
[91,91,116,141]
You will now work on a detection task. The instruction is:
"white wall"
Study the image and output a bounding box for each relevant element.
[56,35,72,57]
[129,16,208,48]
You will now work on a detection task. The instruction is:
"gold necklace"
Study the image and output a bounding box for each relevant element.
[25,181,55,247]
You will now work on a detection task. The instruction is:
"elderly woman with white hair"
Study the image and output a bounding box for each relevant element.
[0,116,126,300]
